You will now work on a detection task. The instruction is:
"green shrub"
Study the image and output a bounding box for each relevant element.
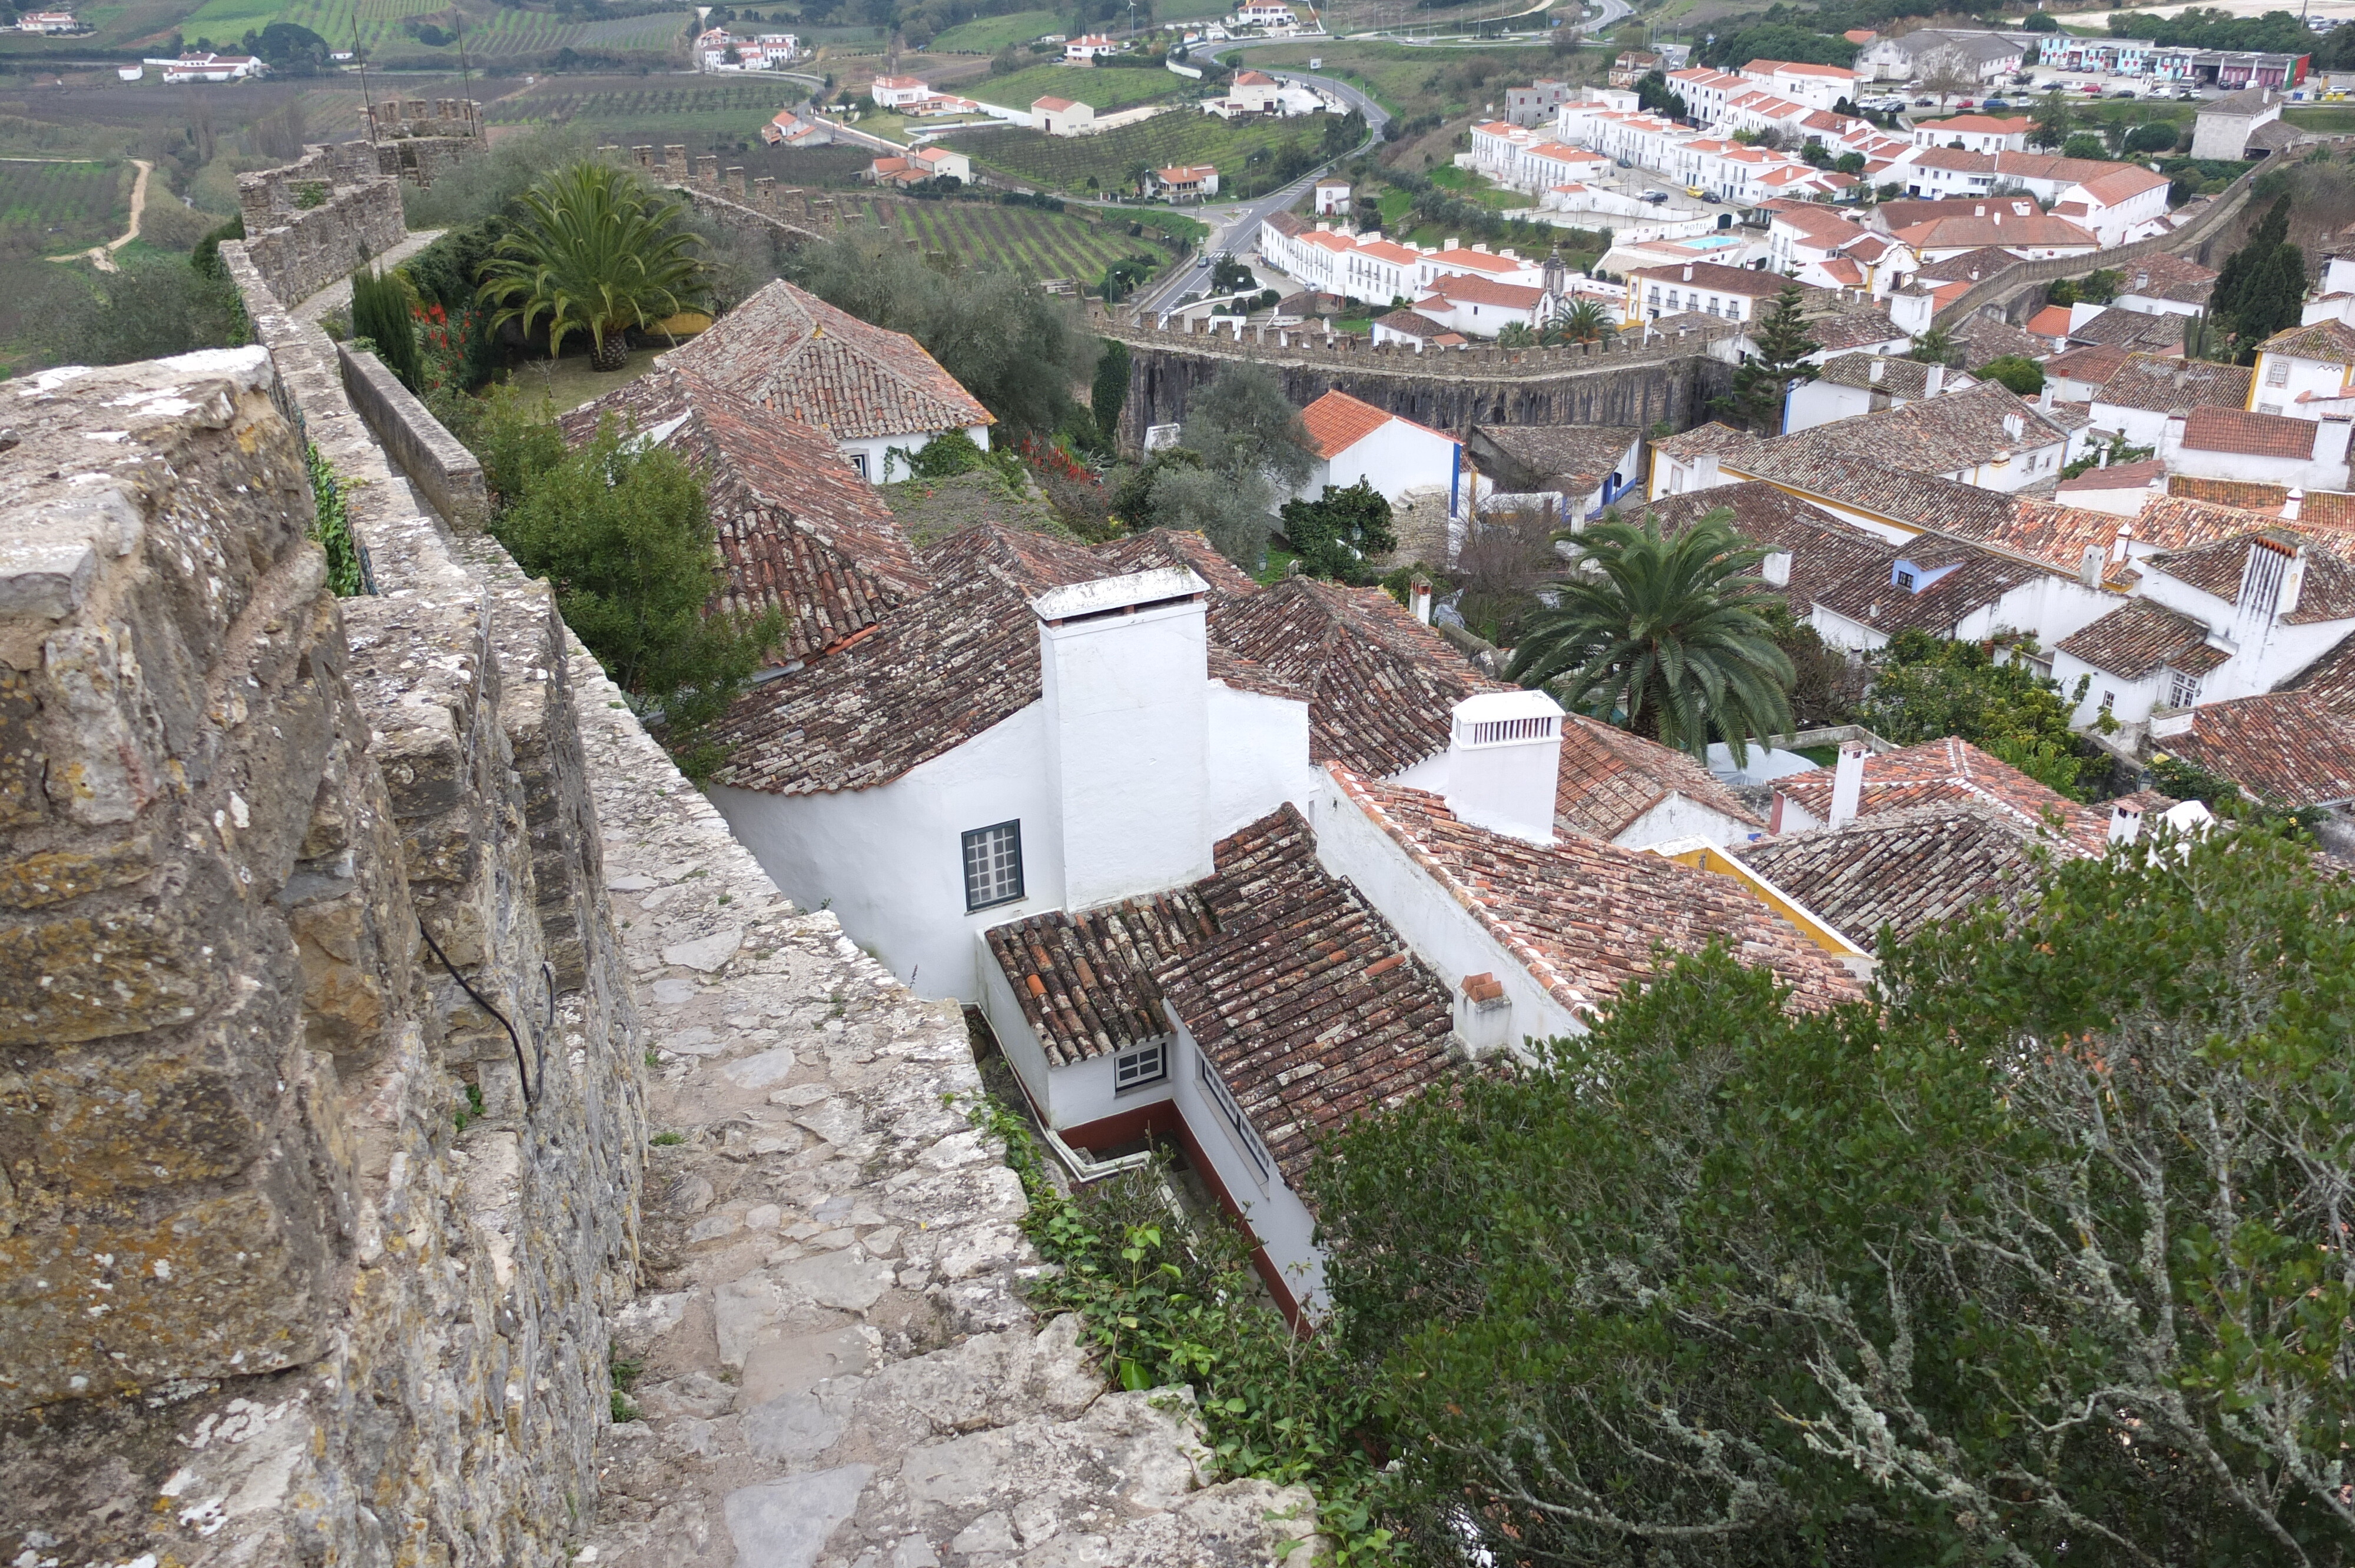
[350,264,423,392]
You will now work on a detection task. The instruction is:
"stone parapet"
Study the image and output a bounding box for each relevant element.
[236,144,407,312]
[336,338,489,529]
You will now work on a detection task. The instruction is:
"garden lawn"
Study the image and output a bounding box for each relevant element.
[948,112,1319,196]
[968,61,1190,114]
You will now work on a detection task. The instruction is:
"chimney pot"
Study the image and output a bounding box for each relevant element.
[1828,742,1868,828]
[1443,691,1567,846]
[2108,802,2144,845]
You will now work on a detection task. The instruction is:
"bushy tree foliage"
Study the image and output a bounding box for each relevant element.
[351,264,423,391]
[1313,825,2355,1566]
[490,417,778,771]
[1973,354,2044,396]
[1717,283,1820,434]
[1860,629,2091,796]
[2212,194,2306,357]
[1279,479,1396,583]
[29,253,248,368]
[1509,508,1794,759]
[476,161,706,371]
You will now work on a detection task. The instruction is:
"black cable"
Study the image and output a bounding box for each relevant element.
[417,915,537,1110]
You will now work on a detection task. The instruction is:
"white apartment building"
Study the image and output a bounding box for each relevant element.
[1737,58,1859,112]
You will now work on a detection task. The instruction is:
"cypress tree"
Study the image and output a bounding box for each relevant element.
[2212,194,2291,327]
[350,264,423,393]
[2237,242,2308,350]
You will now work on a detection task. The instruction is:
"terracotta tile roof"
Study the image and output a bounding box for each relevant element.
[659,278,994,441]
[1893,212,2098,253]
[1972,498,2178,576]
[1815,353,1939,397]
[2150,530,2355,625]
[1627,260,1793,297]
[2120,253,2218,307]
[2025,304,2074,338]
[2161,693,2355,808]
[1909,244,2019,283]
[1373,308,1450,340]
[1033,95,1078,110]
[1097,527,1263,604]
[1805,310,1908,353]
[2055,597,2228,679]
[1299,389,1450,459]
[2073,164,2172,204]
[2056,457,2167,494]
[2284,629,2355,708]
[1810,538,2055,639]
[2167,474,2288,511]
[1738,449,2023,540]
[1554,713,1763,841]
[1739,801,2069,946]
[2093,353,2251,415]
[1331,769,1863,1021]
[1468,423,1641,491]
[985,890,1215,1064]
[1773,736,2111,851]
[2045,343,2130,388]
[2257,318,2355,364]
[2182,404,2318,460]
[1211,576,1503,776]
[1951,314,2050,368]
[2067,309,2186,354]
[1631,481,1895,617]
[559,368,927,663]
[707,524,1127,794]
[1156,805,1457,1184]
[1742,382,2067,481]
[1422,275,1545,309]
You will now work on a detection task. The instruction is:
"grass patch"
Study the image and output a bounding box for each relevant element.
[486,78,807,133]
[1130,207,1209,243]
[2287,105,2355,134]
[1426,163,1521,210]
[857,194,1176,280]
[931,8,1062,52]
[969,61,1190,114]
[948,112,1319,197]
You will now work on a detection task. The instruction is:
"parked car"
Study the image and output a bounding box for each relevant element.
[1643,189,1669,202]
[2111,88,2138,98]
[1982,97,2010,108]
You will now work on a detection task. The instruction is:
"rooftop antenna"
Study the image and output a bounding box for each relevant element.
[453,4,472,97]
[354,18,376,143]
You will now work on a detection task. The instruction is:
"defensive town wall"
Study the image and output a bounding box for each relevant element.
[4,150,1318,1568]
[1103,312,1740,446]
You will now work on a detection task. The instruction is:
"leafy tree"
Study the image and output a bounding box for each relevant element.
[1860,629,2091,796]
[1209,253,1256,294]
[1182,367,1316,506]
[1833,149,1866,175]
[2061,130,2110,160]
[476,161,705,371]
[1508,509,1794,759]
[29,253,248,368]
[2022,8,2058,28]
[1278,479,1395,582]
[1972,353,2044,395]
[1543,297,1615,345]
[351,264,423,391]
[2211,192,2303,355]
[1906,323,1958,365]
[1799,138,1832,168]
[2125,118,2183,154]
[1699,21,1856,69]
[1634,68,1689,119]
[490,417,778,772]
[1312,824,2355,1566]
[1717,283,1819,434]
[1761,600,1860,726]
[789,235,1100,438]
[1139,463,1277,568]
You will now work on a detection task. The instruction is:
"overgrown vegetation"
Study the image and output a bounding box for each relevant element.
[304,441,366,598]
[1860,629,2097,798]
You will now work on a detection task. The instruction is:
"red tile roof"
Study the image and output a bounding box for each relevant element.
[661,279,993,441]
[2181,404,2319,460]
[2161,693,2355,808]
[2150,529,2355,624]
[1631,481,1895,618]
[2025,304,2074,338]
[2285,629,2355,708]
[1212,575,1502,776]
[2044,343,2131,388]
[1421,274,1546,310]
[559,368,926,663]
[2118,253,2218,307]
[1298,388,1451,457]
[2093,353,2252,415]
[2055,457,2167,493]
[1554,713,1763,841]
[1626,260,1793,297]
[1772,736,2111,852]
[1332,769,1863,1021]
[986,889,1214,1064]
[2055,597,2228,680]
[1739,800,2071,946]
[2256,318,2355,364]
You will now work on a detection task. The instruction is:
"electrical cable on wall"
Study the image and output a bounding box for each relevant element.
[417,916,538,1109]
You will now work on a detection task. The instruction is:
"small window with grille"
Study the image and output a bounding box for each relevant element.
[2267,358,2291,387]
[1113,1042,1166,1091]
[961,821,1024,912]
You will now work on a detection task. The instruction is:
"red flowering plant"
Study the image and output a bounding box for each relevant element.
[1015,434,1097,486]
[412,299,492,398]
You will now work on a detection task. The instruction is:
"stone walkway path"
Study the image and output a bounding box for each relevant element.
[565,654,1318,1568]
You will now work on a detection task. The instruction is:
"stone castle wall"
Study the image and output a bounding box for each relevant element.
[237,145,409,313]
[1,253,645,1566]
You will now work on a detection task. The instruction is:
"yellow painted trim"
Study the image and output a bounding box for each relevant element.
[1656,840,1868,959]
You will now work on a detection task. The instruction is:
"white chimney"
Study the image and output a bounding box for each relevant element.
[1443,690,1566,846]
[2284,487,2305,521]
[1033,567,1211,910]
[2003,411,2024,441]
[2108,800,2144,845]
[2110,521,2134,566]
[1683,262,1694,281]
[1926,363,1945,396]
[2283,543,2308,618]
[1410,575,1434,624]
[1762,550,1792,586]
[2079,543,2105,587]
[1828,742,1867,829]
[1868,357,1886,383]
[1452,971,1513,1057]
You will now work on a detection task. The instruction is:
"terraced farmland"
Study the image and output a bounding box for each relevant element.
[174,0,691,64]
[486,77,805,135]
[967,61,1188,114]
[843,195,1173,282]
[0,158,130,263]
[948,113,1321,197]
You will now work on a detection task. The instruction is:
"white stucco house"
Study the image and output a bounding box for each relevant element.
[1033,96,1096,135]
[1295,389,1464,515]
[2249,318,2355,421]
[655,279,994,483]
[2157,406,2354,493]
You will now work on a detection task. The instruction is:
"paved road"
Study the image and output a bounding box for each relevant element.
[1127,66,1389,317]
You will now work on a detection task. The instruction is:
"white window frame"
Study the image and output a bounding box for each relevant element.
[1114,1041,1167,1091]
[961,820,1024,912]
[1196,1052,1272,1184]
[1894,565,1918,592]
[2166,667,2202,709]
[849,451,869,478]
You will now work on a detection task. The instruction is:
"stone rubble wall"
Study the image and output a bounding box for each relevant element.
[335,338,489,529]
[0,166,1328,1568]
[236,146,409,313]
[1,261,644,1567]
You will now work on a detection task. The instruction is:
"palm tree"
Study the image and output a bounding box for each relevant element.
[476,162,706,371]
[1542,297,1616,346]
[1507,508,1794,760]
[1495,321,1539,346]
